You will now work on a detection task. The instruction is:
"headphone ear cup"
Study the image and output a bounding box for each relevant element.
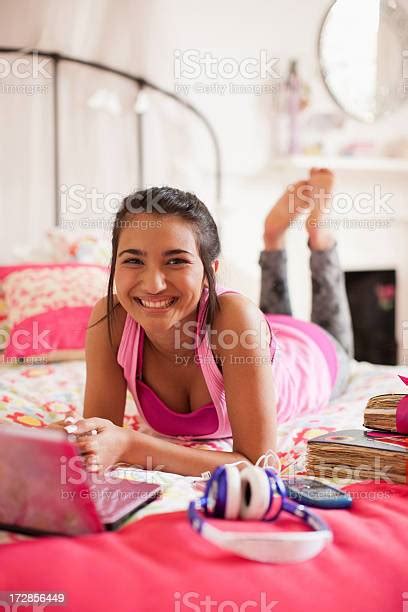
[239,466,271,520]
[204,465,242,519]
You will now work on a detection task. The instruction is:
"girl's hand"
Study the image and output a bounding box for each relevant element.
[65,417,132,473]
[47,411,79,431]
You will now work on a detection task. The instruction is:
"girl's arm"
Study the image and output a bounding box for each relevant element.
[119,293,277,474]
[82,297,128,426]
[210,292,277,462]
[76,293,277,475]
[121,430,249,476]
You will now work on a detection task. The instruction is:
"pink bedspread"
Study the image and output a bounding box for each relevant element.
[0,481,407,612]
[0,359,407,610]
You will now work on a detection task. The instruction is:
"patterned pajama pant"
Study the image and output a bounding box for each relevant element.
[259,243,354,398]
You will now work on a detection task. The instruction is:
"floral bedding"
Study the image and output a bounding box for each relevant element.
[0,358,407,545]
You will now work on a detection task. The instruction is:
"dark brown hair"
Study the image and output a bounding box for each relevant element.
[90,186,221,348]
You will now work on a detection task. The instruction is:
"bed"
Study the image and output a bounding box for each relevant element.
[0,358,408,612]
[0,356,407,542]
[0,48,407,612]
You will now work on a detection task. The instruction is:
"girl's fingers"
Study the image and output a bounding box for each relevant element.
[76,439,101,465]
[64,415,81,425]
[85,453,97,463]
[87,463,102,473]
[48,420,68,430]
[62,416,105,472]
[85,454,102,472]
[64,417,105,436]
[78,446,96,459]
[80,449,98,466]
[78,444,96,455]
[76,438,98,454]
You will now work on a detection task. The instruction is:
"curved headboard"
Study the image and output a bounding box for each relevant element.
[0,47,222,226]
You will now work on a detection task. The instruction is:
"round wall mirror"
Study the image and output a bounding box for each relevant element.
[319,0,408,122]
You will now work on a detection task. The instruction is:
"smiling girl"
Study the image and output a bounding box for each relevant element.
[68,169,353,476]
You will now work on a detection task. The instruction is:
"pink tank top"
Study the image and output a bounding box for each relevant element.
[117,285,337,440]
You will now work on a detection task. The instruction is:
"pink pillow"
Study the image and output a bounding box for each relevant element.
[0,263,109,361]
[0,282,8,332]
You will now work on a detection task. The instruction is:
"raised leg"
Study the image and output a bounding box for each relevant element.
[260,180,311,314]
[306,168,354,357]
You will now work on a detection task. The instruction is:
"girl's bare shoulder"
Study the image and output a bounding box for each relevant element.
[215,293,265,324]
[213,292,271,344]
[216,291,261,321]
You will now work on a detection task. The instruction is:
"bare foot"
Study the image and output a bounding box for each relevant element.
[306,168,336,250]
[264,180,312,250]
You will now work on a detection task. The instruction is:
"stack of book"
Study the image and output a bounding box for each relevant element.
[306,386,408,484]
[364,392,407,432]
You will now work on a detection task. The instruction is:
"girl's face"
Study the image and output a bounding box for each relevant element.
[115,214,211,336]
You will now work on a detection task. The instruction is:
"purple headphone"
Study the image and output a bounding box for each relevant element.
[188,462,332,563]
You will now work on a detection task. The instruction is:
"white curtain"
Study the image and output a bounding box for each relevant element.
[0,0,218,261]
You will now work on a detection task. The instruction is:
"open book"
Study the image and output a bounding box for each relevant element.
[306,429,408,484]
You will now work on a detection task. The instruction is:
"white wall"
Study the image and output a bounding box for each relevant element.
[2,0,408,354]
[135,0,408,354]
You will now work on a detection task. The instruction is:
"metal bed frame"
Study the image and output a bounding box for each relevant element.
[0,47,222,227]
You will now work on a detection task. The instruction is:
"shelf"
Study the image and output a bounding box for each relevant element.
[271,155,408,172]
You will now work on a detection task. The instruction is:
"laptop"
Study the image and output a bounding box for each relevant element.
[0,424,162,536]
